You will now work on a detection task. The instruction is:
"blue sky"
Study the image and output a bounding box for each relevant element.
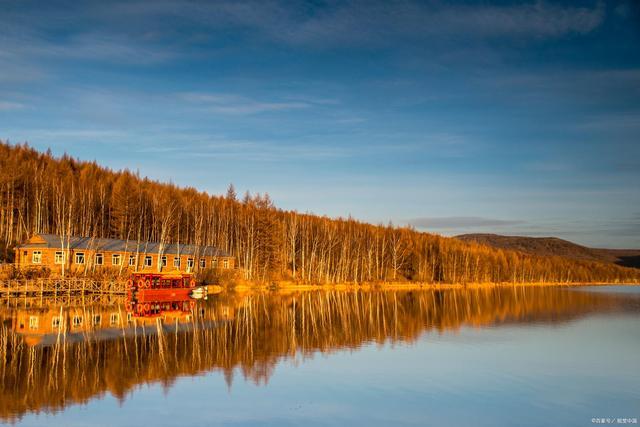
[1,0,639,248]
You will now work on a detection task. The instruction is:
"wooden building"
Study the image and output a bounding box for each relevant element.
[14,233,235,274]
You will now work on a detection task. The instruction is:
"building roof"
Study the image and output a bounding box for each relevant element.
[17,233,231,257]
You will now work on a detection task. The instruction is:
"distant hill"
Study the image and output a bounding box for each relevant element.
[455,234,640,269]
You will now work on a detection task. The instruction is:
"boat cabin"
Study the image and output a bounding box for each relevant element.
[128,270,195,290]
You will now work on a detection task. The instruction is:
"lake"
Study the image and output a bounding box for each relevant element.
[1,285,639,426]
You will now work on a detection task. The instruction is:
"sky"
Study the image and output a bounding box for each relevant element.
[1,0,639,248]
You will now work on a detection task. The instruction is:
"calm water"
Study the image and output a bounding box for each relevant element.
[1,285,639,426]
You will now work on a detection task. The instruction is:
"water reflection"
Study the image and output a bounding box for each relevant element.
[0,286,638,422]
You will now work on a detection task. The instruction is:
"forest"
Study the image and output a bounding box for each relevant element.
[1,141,639,284]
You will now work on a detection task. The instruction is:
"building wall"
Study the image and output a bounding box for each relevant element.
[15,245,235,274]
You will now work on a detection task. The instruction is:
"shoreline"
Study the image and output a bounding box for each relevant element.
[223,281,640,293]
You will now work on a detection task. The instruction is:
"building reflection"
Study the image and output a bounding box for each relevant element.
[0,286,637,421]
[2,294,226,347]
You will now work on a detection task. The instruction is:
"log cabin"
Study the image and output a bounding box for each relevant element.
[14,233,235,274]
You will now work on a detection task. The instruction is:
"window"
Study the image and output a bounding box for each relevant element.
[72,315,83,327]
[110,313,119,325]
[129,255,136,266]
[93,314,102,326]
[112,254,121,265]
[75,252,85,264]
[95,253,103,265]
[211,258,218,268]
[51,316,61,329]
[199,258,205,268]
[173,257,180,268]
[29,316,39,330]
[161,255,167,267]
[144,256,152,267]
[223,259,229,269]
[32,251,42,264]
[55,251,64,264]
[23,250,27,257]
[187,258,194,269]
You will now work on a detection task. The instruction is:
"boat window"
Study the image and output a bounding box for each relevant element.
[75,252,85,264]
[32,251,42,264]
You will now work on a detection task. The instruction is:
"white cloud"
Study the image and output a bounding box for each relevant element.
[180,92,311,115]
[28,1,605,52]
[425,2,604,38]
[0,101,25,111]
[409,216,525,229]
[213,0,606,46]
[0,31,177,65]
[128,133,351,161]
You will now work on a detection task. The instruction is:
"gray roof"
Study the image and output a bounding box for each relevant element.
[18,234,231,257]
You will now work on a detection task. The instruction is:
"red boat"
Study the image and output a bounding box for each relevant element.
[127,270,197,301]
[126,270,198,317]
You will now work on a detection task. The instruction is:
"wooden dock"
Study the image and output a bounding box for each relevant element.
[0,293,124,309]
[0,278,126,298]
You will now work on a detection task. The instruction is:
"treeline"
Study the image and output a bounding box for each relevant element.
[1,141,639,284]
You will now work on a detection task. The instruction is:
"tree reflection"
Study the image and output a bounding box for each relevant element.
[0,287,636,421]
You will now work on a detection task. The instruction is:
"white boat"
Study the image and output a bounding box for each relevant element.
[190,286,208,299]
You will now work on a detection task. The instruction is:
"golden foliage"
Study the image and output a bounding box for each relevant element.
[1,142,638,284]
